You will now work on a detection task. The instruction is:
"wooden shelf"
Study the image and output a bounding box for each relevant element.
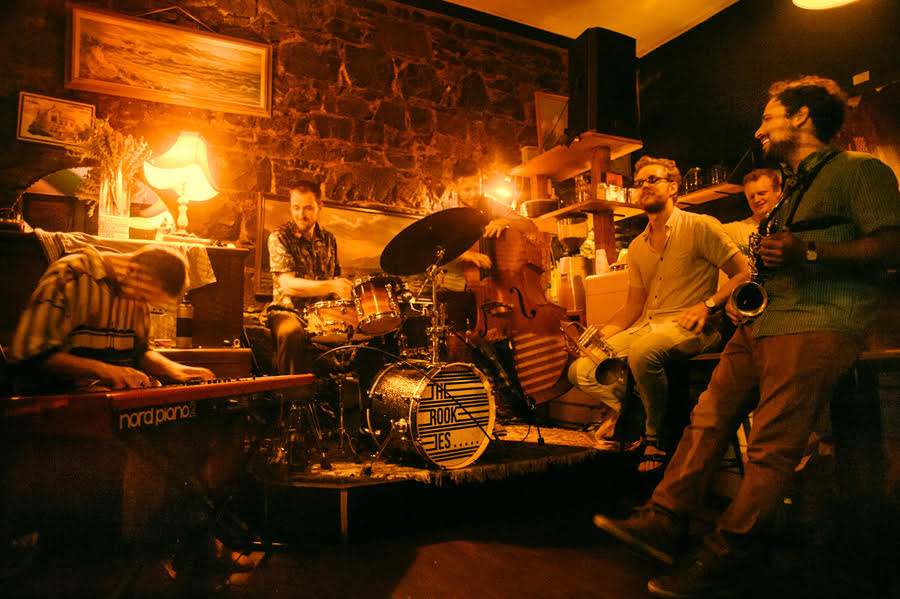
[532,200,644,234]
[676,183,744,206]
[511,131,643,181]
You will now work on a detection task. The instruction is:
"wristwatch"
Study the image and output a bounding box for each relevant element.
[805,241,818,262]
[704,298,718,312]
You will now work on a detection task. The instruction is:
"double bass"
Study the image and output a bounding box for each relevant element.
[463,217,569,404]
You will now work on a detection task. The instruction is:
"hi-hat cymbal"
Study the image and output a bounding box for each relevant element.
[380,207,488,276]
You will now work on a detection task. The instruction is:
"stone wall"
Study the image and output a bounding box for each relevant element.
[0,0,568,303]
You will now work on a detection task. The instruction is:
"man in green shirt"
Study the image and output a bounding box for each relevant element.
[593,75,900,598]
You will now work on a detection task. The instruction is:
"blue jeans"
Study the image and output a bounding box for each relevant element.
[567,320,721,439]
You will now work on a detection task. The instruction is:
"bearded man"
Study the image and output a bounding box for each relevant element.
[593,75,900,598]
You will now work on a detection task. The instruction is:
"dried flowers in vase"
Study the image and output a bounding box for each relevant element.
[68,117,151,217]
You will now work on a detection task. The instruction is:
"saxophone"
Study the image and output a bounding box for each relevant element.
[730,219,770,319]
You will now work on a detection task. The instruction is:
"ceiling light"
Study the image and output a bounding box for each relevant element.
[793,0,862,9]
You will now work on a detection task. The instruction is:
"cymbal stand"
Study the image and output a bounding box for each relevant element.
[328,343,360,458]
[419,247,446,365]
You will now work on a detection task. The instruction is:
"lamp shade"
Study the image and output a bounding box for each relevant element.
[143,162,218,203]
[144,131,217,198]
[142,131,218,231]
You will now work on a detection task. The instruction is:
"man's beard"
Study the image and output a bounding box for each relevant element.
[295,219,315,236]
[640,193,668,214]
[763,136,794,164]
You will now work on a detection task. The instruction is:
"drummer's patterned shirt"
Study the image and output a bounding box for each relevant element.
[267,220,341,314]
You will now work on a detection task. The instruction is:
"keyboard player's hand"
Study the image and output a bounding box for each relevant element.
[98,365,154,389]
[168,364,217,384]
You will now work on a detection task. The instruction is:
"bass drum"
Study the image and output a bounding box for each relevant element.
[367,362,495,469]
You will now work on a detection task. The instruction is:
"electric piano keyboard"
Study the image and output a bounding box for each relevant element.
[1,374,314,434]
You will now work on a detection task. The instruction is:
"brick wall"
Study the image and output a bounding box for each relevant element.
[0,0,568,303]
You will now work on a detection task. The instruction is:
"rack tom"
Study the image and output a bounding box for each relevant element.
[352,275,402,336]
[398,299,432,359]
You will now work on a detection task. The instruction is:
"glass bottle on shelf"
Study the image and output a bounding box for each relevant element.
[574,174,592,204]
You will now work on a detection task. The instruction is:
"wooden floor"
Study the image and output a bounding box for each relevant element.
[3,452,891,599]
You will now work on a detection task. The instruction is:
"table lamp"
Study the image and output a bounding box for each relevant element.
[143,131,218,233]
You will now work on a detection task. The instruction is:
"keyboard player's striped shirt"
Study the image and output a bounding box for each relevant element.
[10,246,150,388]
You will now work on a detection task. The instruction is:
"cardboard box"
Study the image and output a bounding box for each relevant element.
[585,270,629,327]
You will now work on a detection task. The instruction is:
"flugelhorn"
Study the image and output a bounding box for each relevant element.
[562,321,627,385]
[561,321,618,367]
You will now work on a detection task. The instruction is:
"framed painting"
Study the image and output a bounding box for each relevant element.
[255,196,422,295]
[535,92,568,152]
[17,92,95,149]
[66,6,272,117]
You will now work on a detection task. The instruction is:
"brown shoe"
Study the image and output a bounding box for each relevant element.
[593,509,685,565]
[648,554,748,598]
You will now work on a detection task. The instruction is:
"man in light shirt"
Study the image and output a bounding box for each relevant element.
[568,156,750,471]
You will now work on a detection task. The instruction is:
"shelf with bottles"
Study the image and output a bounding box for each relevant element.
[676,183,744,207]
[531,200,644,234]
[510,131,642,181]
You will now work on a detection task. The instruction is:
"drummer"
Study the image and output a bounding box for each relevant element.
[266,182,354,375]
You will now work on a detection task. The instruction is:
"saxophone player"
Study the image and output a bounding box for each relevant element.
[593,76,900,598]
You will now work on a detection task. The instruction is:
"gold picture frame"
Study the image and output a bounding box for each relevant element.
[17,92,95,149]
[534,92,568,152]
[66,6,272,117]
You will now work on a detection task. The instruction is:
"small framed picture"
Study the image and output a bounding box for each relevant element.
[17,92,95,149]
[535,92,568,152]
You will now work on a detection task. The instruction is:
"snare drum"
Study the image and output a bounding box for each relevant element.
[352,275,402,335]
[304,300,358,343]
[367,362,495,469]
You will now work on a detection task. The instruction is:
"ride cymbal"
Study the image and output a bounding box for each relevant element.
[380,207,487,275]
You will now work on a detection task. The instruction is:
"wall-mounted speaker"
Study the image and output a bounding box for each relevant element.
[568,27,639,140]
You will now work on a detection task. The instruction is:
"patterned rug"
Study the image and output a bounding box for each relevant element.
[272,425,624,488]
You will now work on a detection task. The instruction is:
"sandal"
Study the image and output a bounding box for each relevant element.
[638,437,668,473]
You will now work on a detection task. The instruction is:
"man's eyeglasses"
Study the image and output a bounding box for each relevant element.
[632,175,671,188]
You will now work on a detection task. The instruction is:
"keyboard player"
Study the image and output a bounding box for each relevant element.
[8,244,215,393]
[1,245,242,577]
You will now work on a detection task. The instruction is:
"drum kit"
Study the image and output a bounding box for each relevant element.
[293,208,500,470]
